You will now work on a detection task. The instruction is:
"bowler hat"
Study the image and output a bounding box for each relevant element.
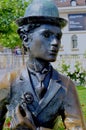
[16,0,67,28]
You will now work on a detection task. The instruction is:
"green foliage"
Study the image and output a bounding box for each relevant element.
[59,60,70,73]
[59,61,86,85]
[0,0,32,48]
[54,117,64,130]
[77,86,86,120]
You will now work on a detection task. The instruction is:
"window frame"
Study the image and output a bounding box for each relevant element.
[71,35,78,51]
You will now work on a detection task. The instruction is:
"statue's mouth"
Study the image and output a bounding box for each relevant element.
[49,46,58,55]
[49,50,58,55]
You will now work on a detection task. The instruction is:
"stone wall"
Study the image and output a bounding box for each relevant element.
[0,54,86,70]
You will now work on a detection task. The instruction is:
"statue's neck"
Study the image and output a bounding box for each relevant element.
[27,57,49,72]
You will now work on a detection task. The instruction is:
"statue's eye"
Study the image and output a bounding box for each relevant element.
[43,31,52,38]
[56,33,62,40]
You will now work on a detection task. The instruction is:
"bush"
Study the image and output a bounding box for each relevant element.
[58,61,86,86]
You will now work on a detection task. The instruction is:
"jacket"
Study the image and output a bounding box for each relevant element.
[0,66,85,130]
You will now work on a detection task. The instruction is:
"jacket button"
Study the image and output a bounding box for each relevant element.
[24,92,34,104]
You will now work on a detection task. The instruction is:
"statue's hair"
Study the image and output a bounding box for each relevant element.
[17,24,41,52]
[17,24,41,40]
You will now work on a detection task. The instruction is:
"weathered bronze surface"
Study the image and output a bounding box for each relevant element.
[16,0,67,28]
[0,0,85,130]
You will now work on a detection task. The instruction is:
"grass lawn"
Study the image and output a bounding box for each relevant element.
[77,86,86,120]
[54,86,86,130]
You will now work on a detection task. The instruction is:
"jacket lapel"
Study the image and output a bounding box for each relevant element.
[35,78,62,115]
[20,68,39,103]
[34,68,65,116]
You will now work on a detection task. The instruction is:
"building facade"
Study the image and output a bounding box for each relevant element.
[54,0,86,56]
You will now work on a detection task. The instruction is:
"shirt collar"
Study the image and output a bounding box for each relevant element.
[26,59,51,74]
[27,62,52,82]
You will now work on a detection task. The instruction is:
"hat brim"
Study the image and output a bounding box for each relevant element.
[16,16,67,28]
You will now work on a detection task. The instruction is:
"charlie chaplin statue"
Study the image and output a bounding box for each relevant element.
[0,0,86,129]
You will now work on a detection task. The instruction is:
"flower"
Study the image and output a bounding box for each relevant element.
[3,117,11,130]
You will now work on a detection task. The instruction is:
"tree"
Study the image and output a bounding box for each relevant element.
[0,0,32,49]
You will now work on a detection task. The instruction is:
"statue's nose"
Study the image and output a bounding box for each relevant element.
[50,37,58,46]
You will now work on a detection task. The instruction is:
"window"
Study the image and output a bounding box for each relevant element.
[60,0,67,2]
[71,35,78,49]
[68,14,86,31]
[70,0,77,6]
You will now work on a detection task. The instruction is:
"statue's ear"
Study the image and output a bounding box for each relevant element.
[23,34,33,49]
[17,27,33,49]
[22,34,28,42]
[17,27,28,42]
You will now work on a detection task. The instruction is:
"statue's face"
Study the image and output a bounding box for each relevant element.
[27,24,62,62]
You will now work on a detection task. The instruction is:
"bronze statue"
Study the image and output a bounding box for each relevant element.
[0,0,86,129]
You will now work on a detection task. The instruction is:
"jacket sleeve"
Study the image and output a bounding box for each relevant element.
[60,76,86,130]
[0,69,21,129]
[0,73,11,129]
[0,98,8,129]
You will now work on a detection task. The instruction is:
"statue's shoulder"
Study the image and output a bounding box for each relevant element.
[0,68,22,89]
[0,66,25,101]
[58,72,76,89]
[52,68,69,83]
[53,68,75,90]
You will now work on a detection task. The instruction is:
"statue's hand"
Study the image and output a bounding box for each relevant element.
[10,104,36,130]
